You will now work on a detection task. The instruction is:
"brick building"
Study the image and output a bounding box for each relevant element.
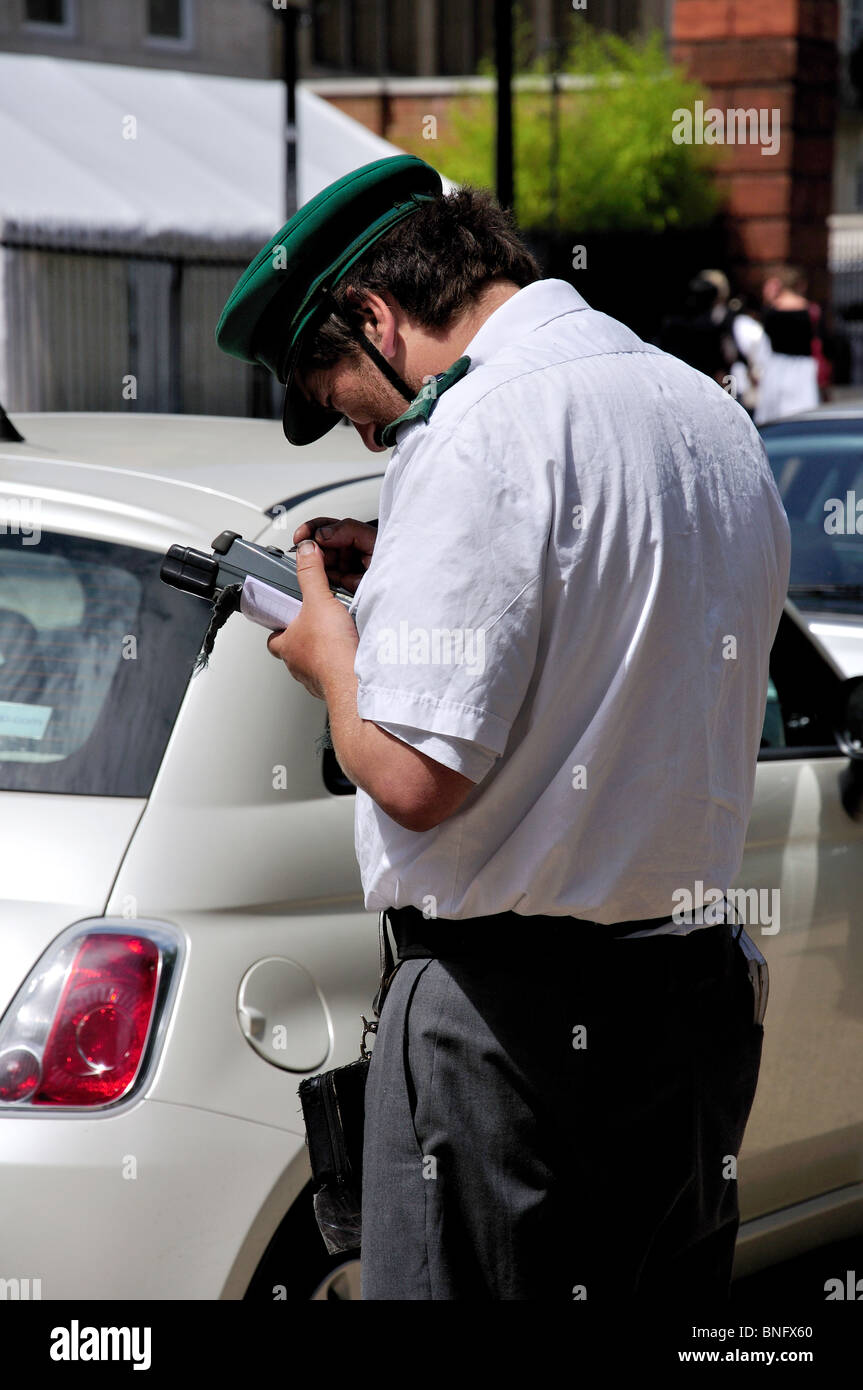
[671,0,839,308]
[0,1,668,78]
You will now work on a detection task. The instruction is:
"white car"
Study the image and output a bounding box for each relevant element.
[1,411,862,1301]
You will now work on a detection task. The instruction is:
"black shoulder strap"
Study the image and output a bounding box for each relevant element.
[361,911,400,1059]
[373,910,398,1017]
[320,288,415,404]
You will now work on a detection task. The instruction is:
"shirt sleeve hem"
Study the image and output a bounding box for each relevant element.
[373,721,498,784]
[357,682,511,755]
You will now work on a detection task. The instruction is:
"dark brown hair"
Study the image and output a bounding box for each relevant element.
[298,185,541,371]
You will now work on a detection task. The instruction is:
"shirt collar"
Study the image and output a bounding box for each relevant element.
[380,278,588,447]
[459,278,589,368]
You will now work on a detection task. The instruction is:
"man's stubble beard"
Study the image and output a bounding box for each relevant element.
[355,350,414,447]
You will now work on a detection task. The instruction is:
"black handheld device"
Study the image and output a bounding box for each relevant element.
[160,529,353,670]
[161,529,352,614]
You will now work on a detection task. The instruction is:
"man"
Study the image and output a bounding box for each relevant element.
[657,273,736,385]
[698,269,767,419]
[217,155,791,1301]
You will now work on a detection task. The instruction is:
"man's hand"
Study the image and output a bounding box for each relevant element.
[266,539,358,698]
[265,537,474,830]
[293,516,377,594]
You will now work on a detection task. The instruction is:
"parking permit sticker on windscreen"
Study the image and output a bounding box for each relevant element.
[0,702,52,740]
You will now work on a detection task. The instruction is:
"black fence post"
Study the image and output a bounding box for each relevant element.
[494,0,514,212]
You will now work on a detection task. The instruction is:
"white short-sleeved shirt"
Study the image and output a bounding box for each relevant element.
[347,279,791,924]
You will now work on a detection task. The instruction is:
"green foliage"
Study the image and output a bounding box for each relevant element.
[403,26,724,234]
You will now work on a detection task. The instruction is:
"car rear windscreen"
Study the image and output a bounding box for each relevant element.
[0,532,210,795]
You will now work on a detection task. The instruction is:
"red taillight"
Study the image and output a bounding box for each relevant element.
[32,934,159,1106]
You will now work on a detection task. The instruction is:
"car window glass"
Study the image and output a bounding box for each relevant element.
[765,435,863,590]
[760,676,786,750]
[760,611,841,755]
[0,532,210,795]
[0,548,141,762]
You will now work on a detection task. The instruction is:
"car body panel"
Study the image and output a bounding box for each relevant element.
[3,412,379,519]
[0,797,145,1017]
[738,757,863,1219]
[801,614,863,678]
[0,1096,311,1299]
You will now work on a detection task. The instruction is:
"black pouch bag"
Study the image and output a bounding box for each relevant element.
[298,910,399,1255]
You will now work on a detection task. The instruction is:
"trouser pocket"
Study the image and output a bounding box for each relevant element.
[732,923,770,1027]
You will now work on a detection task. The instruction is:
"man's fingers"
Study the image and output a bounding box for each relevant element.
[329,572,360,594]
[291,516,339,545]
[296,517,376,554]
[294,539,334,599]
[291,518,376,593]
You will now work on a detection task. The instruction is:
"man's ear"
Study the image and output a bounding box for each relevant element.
[345,287,399,360]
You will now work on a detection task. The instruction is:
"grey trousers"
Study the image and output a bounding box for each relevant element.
[360,921,763,1301]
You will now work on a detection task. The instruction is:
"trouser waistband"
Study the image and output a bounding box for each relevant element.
[384,903,709,961]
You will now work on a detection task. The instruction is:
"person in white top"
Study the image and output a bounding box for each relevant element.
[240,163,790,1301]
[755,266,821,424]
[337,277,789,926]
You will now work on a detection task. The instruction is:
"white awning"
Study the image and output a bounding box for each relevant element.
[0,52,451,253]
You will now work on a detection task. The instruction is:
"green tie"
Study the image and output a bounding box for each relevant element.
[380,355,471,448]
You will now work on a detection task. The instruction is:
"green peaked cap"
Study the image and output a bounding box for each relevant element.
[215,154,443,445]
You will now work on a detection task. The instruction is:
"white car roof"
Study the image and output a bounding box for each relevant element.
[0,413,384,551]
